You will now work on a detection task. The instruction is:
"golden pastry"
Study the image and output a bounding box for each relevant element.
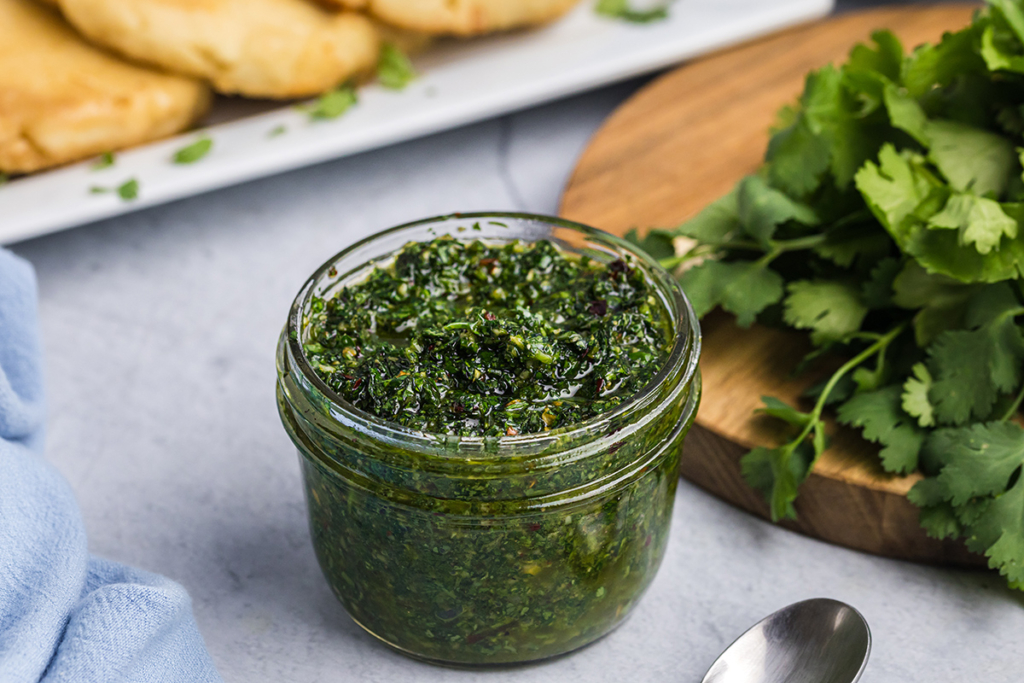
[57,0,380,98]
[0,0,209,173]
[321,0,581,36]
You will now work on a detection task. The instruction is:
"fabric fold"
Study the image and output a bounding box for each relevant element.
[0,248,221,683]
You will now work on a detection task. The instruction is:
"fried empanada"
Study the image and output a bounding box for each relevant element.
[57,0,380,98]
[0,0,209,173]
[321,0,580,36]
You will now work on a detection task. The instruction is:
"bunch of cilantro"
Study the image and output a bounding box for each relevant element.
[629,0,1024,588]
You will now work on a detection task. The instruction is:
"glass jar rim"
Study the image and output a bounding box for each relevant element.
[286,212,700,458]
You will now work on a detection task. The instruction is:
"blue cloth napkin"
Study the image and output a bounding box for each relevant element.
[0,249,222,683]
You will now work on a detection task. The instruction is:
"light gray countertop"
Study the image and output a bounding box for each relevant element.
[11,14,1024,680]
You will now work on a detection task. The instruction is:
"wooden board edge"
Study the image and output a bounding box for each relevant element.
[682,424,985,567]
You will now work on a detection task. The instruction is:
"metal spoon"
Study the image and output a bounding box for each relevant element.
[701,598,871,683]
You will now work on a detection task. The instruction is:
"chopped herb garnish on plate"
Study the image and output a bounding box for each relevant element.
[596,0,671,23]
[90,178,139,201]
[173,137,212,164]
[306,85,358,120]
[377,43,417,90]
[92,151,115,170]
[267,124,287,138]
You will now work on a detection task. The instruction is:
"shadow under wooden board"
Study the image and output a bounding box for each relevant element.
[560,4,985,566]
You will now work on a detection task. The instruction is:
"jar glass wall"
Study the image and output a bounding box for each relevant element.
[276,213,701,666]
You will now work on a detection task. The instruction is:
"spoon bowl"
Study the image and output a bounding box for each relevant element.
[702,598,871,683]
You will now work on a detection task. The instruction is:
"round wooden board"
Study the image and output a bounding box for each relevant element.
[560,5,985,566]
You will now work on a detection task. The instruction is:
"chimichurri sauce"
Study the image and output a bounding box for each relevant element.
[302,236,670,436]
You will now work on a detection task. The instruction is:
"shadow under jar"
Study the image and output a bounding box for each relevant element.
[276,213,701,666]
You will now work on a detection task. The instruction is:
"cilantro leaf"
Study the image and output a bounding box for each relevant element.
[741,441,816,522]
[595,0,670,23]
[847,30,903,83]
[861,256,902,309]
[927,309,1024,424]
[675,189,740,243]
[802,65,881,188]
[173,137,212,164]
[713,262,786,327]
[877,194,1024,285]
[962,472,1024,584]
[813,220,892,268]
[307,85,358,120]
[783,280,868,346]
[837,385,923,473]
[927,193,1017,255]
[919,502,965,540]
[765,65,863,197]
[883,82,929,145]
[986,315,1024,393]
[624,228,675,262]
[928,331,1000,424]
[757,395,812,427]
[678,260,784,326]
[736,175,819,246]
[766,117,830,196]
[982,0,1024,76]
[965,281,1023,328]
[904,221,1024,283]
[908,477,963,539]
[855,144,935,234]
[902,362,936,428]
[927,421,1024,504]
[991,0,1024,43]
[925,119,1018,197]
[902,23,986,98]
[378,43,416,90]
[675,261,720,319]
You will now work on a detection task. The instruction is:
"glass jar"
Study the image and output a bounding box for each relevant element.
[276,213,701,666]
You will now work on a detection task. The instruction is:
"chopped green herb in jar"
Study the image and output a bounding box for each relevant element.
[303,236,671,436]
[279,217,701,665]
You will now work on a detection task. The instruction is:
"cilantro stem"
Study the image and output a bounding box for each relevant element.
[1000,381,1024,422]
[757,233,829,267]
[659,228,828,271]
[658,254,690,270]
[786,324,907,454]
[773,233,829,252]
[847,331,884,341]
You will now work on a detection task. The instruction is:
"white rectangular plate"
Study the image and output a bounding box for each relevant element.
[0,0,832,244]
